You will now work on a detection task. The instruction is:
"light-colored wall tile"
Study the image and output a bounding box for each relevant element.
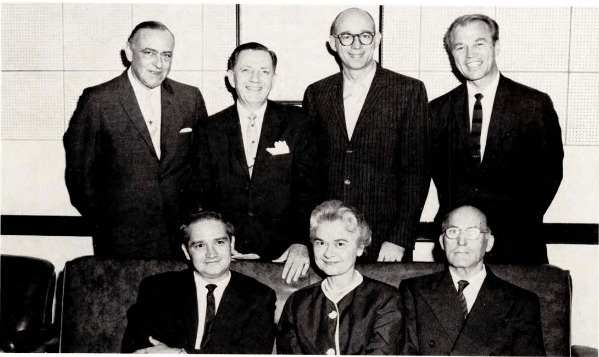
[203,4,237,71]
[420,7,495,72]
[167,71,204,94]
[502,71,568,142]
[63,3,131,70]
[570,7,599,72]
[496,7,570,72]
[63,71,124,127]
[566,73,599,145]
[382,6,421,72]
[420,71,462,101]
[133,4,203,71]
[2,72,65,140]
[1,141,77,216]
[1,3,63,70]
[202,70,235,116]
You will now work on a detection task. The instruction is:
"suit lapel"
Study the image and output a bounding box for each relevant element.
[117,72,157,158]
[452,270,515,354]
[182,270,199,350]
[420,270,464,344]
[159,78,182,164]
[481,74,509,168]
[224,106,251,181]
[207,272,245,344]
[330,74,350,142]
[352,65,386,139]
[253,101,282,178]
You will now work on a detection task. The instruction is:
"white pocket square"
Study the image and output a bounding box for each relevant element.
[179,127,192,133]
[266,141,290,155]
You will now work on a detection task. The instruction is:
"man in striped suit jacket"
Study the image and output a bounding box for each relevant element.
[303,8,430,262]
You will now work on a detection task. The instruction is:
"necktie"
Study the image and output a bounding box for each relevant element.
[145,90,161,159]
[457,280,470,321]
[200,284,217,348]
[246,114,258,177]
[470,93,483,165]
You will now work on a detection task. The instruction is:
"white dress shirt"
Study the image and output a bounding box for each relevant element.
[127,67,162,159]
[343,64,376,140]
[193,270,232,349]
[237,102,267,170]
[466,71,500,160]
[449,265,487,314]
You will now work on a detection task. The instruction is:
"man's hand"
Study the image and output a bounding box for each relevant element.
[230,236,260,260]
[133,337,184,354]
[272,244,310,284]
[377,241,405,262]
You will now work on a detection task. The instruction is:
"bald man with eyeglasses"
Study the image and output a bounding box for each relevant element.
[398,205,545,356]
[303,7,430,263]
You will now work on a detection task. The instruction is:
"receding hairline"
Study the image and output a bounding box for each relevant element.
[330,8,376,35]
[444,206,489,230]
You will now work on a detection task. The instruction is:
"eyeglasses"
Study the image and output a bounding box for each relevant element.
[140,50,173,62]
[444,227,488,240]
[333,32,375,47]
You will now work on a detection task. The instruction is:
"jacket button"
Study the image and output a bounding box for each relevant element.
[429,340,435,347]
[248,212,254,217]
[346,149,353,154]
[328,311,337,319]
[344,179,350,185]
[326,348,335,355]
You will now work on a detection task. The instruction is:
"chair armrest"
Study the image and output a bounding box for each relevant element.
[572,345,598,357]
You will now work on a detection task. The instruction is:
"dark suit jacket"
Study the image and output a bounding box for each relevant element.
[277,275,404,355]
[188,101,320,260]
[399,267,545,356]
[64,71,208,259]
[303,65,430,261]
[430,74,564,264]
[121,269,276,354]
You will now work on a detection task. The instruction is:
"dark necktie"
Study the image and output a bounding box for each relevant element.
[457,280,470,321]
[246,114,258,177]
[470,93,484,165]
[200,284,217,348]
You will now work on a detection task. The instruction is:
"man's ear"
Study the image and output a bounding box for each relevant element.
[124,42,133,62]
[181,244,191,261]
[494,39,500,57]
[328,35,338,53]
[439,234,445,251]
[485,233,495,253]
[226,69,236,88]
[374,31,382,48]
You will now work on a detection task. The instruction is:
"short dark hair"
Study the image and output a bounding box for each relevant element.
[180,210,234,246]
[227,42,277,71]
[127,21,172,44]
[443,14,499,53]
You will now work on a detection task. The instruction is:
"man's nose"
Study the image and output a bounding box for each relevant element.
[351,35,363,49]
[457,232,468,246]
[153,55,163,69]
[466,46,476,57]
[206,244,217,258]
[250,70,260,82]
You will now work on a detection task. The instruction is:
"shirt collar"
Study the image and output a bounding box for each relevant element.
[466,71,500,100]
[343,61,377,91]
[236,101,268,122]
[127,67,161,97]
[449,264,487,289]
[193,269,232,291]
[321,270,364,304]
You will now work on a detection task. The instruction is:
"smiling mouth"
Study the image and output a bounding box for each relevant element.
[245,86,263,91]
[466,61,482,68]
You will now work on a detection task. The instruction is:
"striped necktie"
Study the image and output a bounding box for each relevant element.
[457,280,470,321]
[200,284,217,348]
[470,93,484,165]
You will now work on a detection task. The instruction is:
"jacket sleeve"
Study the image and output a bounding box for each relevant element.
[121,279,156,353]
[63,88,100,218]
[398,280,420,355]
[227,288,277,354]
[365,288,405,355]
[389,80,431,252]
[277,293,303,354]
[511,292,546,356]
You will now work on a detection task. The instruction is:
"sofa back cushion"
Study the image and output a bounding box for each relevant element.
[59,257,570,355]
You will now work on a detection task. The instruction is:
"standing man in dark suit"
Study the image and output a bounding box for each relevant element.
[122,210,276,354]
[189,42,320,283]
[430,14,563,264]
[64,21,208,259]
[303,8,430,262]
[399,205,545,355]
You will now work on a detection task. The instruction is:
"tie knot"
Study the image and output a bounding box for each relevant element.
[474,93,483,101]
[248,114,257,122]
[206,284,217,293]
[457,280,469,292]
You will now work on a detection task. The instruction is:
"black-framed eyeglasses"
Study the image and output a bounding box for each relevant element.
[333,32,375,47]
[444,227,488,240]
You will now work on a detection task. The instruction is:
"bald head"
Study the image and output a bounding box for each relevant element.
[330,7,376,35]
[442,205,490,233]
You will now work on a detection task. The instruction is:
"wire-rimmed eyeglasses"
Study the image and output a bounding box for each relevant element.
[444,227,488,240]
[333,32,375,47]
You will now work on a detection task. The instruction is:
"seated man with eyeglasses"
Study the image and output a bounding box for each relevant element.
[398,205,545,356]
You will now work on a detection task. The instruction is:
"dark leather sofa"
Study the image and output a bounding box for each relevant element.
[1,255,56,352]
[58,256,579,355]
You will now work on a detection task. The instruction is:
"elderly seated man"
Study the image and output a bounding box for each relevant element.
[122,210,276,354]
[399,205,545,356]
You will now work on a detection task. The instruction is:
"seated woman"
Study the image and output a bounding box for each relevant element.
[277,200,404,355]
